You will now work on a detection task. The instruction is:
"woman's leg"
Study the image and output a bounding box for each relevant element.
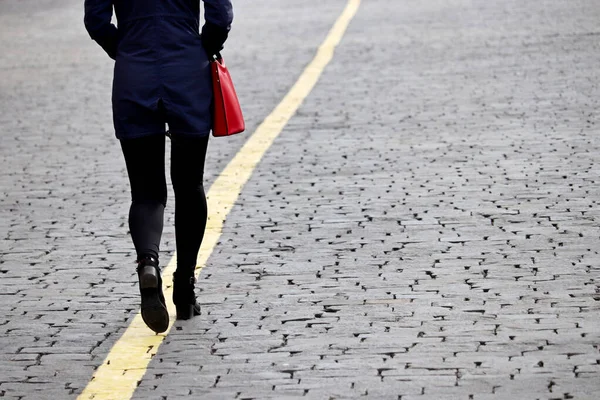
[170,134,209,318]
[120,134,169,332]
[120,134,167,261]
[170,134,209,271]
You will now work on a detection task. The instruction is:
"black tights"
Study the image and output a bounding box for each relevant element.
[120,134,209,275]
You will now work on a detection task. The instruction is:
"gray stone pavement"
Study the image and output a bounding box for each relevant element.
[1,0,600,399]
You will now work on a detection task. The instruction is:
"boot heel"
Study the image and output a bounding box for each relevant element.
[139,265,158,289]
[176,304,194,320]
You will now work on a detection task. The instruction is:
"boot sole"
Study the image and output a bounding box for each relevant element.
[139,267,169,333]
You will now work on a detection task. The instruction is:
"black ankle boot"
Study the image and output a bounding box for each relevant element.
[173,270,201,320]
[137,256,169,333]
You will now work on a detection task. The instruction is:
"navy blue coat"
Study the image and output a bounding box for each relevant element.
[84,0,233,139]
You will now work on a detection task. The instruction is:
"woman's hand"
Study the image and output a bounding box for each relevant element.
[201,22,229,59]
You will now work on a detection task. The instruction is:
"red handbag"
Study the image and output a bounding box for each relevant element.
[211,57,245,137]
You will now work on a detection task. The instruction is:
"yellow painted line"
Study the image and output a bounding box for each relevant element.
[77,1,361,398]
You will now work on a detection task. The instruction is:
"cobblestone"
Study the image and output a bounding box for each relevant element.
[2,0,600,399]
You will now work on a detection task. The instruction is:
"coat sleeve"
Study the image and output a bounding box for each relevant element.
[84,0,118,60]
[202,0,234,29]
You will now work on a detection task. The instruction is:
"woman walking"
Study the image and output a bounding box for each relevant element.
[84,0,233,333]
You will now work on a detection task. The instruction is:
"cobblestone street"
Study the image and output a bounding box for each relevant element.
[1,0,599,399]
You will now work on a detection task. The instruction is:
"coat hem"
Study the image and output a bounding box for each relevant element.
[167,129,212,138]
[115,130,166,140]
[115,129,212,140]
